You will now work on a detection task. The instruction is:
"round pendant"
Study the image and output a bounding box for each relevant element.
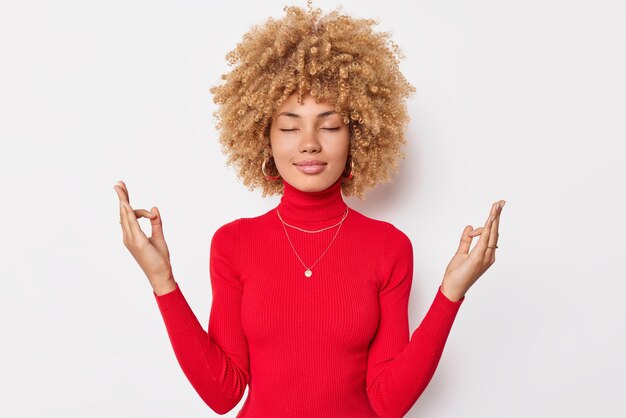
[304,269,312,277]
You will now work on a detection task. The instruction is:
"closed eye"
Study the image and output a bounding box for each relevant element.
[279,127,340,132]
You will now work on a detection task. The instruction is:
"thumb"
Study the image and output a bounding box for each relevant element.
[456,225,474,255]
[149,206,165,239]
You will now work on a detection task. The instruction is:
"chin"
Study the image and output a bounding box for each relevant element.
[288,173,341,192]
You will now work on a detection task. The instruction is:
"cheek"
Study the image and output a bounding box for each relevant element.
[271,137,294,152]
[330,134,350,156]
[269,139,295,165]
[268,130,285,153]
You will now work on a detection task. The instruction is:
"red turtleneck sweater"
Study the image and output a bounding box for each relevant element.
[153,177,465,418]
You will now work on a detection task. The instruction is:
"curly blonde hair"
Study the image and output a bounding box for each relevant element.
[209,1,416,200]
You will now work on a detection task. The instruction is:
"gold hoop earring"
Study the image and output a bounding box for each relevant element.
[342,156,354,181]
[262,156,281,181]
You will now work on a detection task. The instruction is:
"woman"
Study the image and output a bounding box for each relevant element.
[114,3,505,417]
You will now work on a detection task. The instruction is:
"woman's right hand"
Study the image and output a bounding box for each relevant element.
[114,180,176,295]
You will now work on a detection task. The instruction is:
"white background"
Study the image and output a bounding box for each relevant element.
[1,0,624,417]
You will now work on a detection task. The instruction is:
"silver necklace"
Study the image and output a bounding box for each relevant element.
[276,208,350,277]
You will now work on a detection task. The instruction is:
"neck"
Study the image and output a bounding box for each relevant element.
[276,177,348,224]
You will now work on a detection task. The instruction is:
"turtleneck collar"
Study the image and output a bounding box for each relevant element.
[275,176,348,224]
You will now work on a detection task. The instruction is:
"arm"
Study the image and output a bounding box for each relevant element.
[153,219,249,414]
[366,224,464,418]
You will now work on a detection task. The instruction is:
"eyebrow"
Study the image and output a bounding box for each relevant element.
[277,111,338,119]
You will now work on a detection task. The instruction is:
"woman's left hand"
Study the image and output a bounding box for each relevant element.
[440,200,505,302]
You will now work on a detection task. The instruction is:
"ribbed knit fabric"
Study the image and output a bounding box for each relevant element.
[153,176,465,418]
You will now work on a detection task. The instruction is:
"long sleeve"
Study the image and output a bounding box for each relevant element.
[366,224,465,418]
[152,219,250,414]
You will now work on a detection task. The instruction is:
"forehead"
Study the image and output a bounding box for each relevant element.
[274,93,337,118]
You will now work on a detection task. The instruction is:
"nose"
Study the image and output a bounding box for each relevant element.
[298,128,322,154]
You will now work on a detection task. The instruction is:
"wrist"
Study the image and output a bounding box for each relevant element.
[153,280,177,296]
[440,281,465,302]
[151,272,176,296]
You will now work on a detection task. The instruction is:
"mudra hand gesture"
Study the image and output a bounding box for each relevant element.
[440,200,505,302]
[114,180,177,295]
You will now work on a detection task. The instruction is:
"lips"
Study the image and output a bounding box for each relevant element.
[294,160,327,166]
[294,160,327,174]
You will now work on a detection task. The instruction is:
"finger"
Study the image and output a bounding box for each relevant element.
[468,227,483,237]
[114,183,130,211]
[456,225,475,255]
[116,180,131,205]
[471,201,500,258]
[493,201,503,240]
[114,184,126,205]
[122,200,144,240]
[134,208,156,219]
[484,201,504,262]
[149,206,165,239]
[493,201,503,234]
[119,199,131,242]
[115,185,124,216]
[115,186,133,243]
[114,183,155,221]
